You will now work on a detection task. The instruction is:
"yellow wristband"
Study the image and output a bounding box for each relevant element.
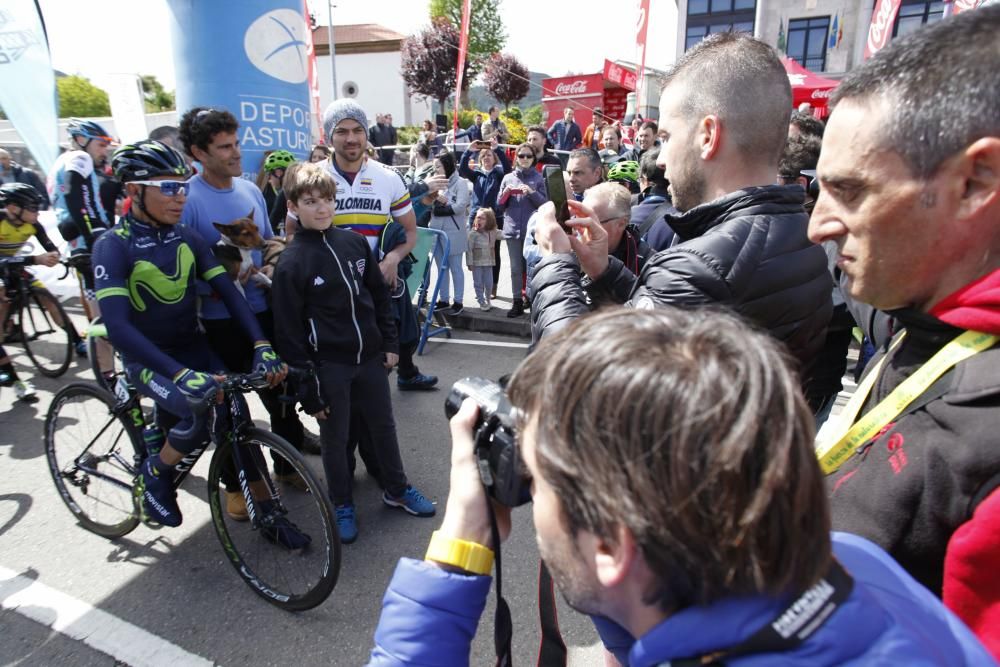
[425,530,494,576]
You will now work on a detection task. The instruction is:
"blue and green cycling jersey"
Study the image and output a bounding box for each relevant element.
[92,214,265,379]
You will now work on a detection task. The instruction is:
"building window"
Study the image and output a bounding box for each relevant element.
[685,0,756,50]
[787,16,830,71]
[893,0,944,38]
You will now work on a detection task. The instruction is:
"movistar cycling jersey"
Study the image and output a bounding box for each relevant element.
[327,157,412,250]
[93,214,265,380]
[48,150,111,250]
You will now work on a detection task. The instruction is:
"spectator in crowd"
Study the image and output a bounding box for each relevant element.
[460,138,511,296]
[526,125,562,171]
[624,120,658,163]
[0,149,49,210]
[600,125,627,158]
[420,120,445,157]
[789,109,825,140]
[480,106,509,144]
[365,307,994,667]
[272,162,435,545]
[631,148,678,252]
[529,33,832,412]
[404,143,448,228]
[309,144,331,163]
[497,142,547,318]
[178,107,319,521]
[582,107,608,151]
[148,126,189,164]
[547,107,582,164]
[466,113,484,143]
[582,183,652,295]
[369,112,399,166]
[466,208,499,311]
[428,152,470,315]
[807,7,1000,656]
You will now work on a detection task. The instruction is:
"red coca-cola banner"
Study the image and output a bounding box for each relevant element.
[603,60,637,92]
[864,0,901,59]
[453,0,472,134]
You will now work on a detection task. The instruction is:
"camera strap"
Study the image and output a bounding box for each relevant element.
[669,559,854,667]
[489,496,514,667]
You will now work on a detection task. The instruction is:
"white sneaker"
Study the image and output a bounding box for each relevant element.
[14,380,37,402]
[480,300,491,311]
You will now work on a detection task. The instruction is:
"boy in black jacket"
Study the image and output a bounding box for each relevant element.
[272,163,435,544]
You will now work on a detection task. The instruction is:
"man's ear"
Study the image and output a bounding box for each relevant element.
[286,198,299,215]
[189,144,208,165]
[698,115,722,161]
[956,137,1000,221]
[592,523,638,588]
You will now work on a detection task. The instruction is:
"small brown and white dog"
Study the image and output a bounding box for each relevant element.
[211,210,285,294]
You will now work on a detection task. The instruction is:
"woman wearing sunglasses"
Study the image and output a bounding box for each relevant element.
[496,143,547,318]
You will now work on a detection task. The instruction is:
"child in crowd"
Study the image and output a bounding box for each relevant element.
[467,208,498,311]
[271,162,435,545]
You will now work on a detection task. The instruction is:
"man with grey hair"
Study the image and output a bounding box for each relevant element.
[808,6,1000,654]
[583,182,651,281]
[530,32,831,412]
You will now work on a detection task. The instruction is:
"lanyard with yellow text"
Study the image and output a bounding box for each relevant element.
[815,329,998,475]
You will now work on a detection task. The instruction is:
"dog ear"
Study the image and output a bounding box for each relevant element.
[247,209,255,221]
[212,221,232,234]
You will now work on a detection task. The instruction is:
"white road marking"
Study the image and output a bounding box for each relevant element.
[0,565,215,667]
[427,337,530,349]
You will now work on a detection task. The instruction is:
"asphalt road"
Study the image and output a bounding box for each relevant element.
[0,308,604,666]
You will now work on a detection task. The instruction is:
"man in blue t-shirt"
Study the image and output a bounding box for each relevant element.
[178,107,316,519]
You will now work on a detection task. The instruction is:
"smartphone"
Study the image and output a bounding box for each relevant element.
[543,165,571,232]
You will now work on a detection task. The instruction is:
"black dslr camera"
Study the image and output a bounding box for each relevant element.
[445,378,532,507]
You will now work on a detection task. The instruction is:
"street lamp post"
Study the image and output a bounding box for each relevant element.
[327,1,338,100]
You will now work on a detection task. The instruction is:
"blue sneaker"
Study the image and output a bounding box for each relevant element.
[258,500,312,550]
[397,373,438,391]
[335,504,358,544]
[75,340,88,358]
[382,486,436,517]
[136,458,181,527]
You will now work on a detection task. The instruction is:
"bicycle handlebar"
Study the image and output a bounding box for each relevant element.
[59,253,92,280]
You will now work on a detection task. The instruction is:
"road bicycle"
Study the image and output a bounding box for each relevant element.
[0,256,76,377]
[44,370,341,611]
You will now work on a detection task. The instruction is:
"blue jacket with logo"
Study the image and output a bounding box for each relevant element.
[365,533,995,666]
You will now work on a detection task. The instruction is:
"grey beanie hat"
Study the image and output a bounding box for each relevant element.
[323,99,368,139]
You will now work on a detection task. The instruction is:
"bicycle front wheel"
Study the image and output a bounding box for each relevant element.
[20,289,73,377]
[44,382,142,538]
[208,428,340,611]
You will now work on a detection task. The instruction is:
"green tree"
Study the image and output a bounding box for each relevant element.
[140,74,175,112]
[523,104,543,126]
[401,18,466,114]
[429,0,506,91]
[57,75,111,118]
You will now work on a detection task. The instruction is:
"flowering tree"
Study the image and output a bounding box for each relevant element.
[400,18,471,113]
[483,53,530,110]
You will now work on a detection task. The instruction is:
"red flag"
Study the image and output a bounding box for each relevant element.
[304,0,323,143]
[635,0,650,114]
[453,0,472,135]
[864,0,902,59]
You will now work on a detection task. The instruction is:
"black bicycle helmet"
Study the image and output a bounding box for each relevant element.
[599,148,625,167]
[112,140,192,183]
[67,118,114,143]
[0,182,45,209]
[264,150,295,172]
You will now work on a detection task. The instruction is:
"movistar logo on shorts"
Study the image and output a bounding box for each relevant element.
[128,244,195,312]
[140,368,153,385]
[148,379,171,400]
[185,372,208,389]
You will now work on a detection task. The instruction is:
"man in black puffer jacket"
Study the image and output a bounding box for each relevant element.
[529,32,832,410]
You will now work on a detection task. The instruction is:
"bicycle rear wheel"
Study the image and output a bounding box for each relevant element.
[44,382,142,538]
[20,289,73,377]
[86,318,122,392]
[208,428,340,611]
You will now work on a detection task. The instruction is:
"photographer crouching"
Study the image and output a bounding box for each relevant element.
[366,307,992,666]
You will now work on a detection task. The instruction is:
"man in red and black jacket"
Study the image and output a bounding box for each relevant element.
[809,7,1000,657]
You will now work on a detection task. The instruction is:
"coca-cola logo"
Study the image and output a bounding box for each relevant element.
[811,89,832,99]
[867,0,899,55]
[555,80,588,95]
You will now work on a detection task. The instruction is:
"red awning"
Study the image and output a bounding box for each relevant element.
[782,57,839,116]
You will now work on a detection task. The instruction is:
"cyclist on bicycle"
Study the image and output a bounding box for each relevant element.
[48,118,115,358]
[92,141,305,547]
[1,183,85,394]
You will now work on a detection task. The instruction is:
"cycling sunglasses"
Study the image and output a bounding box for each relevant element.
[131,180,191,196]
